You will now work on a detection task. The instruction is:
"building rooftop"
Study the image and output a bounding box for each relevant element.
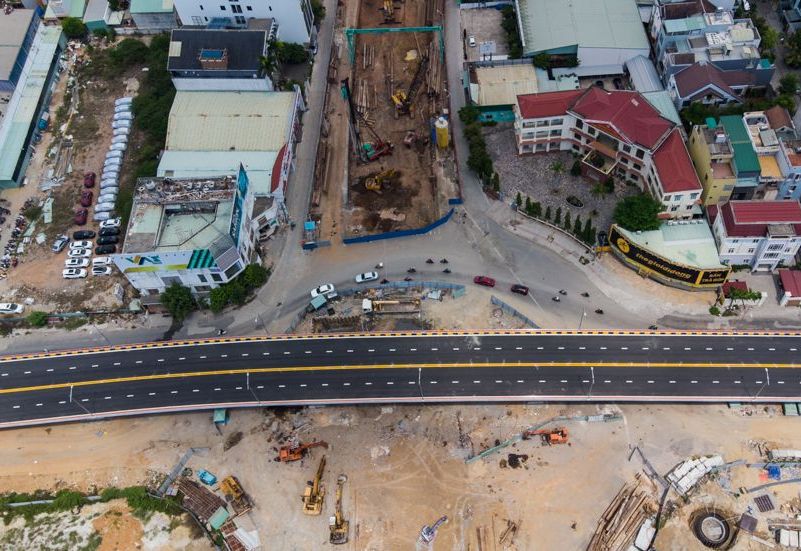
[779,268,801,298]
[720,115,761,175]
[122,175,237,254]
[516,89,582,119]
[672,61,754,100]
[157,150,278,196]
[130,0,174,14]
[168,29,267,73]
[625,55,663,93]
[45,0,87,19]
[720,200,801,237]
[515,0,649,57]
[165,90,294,152]
[474,65,539,106]
[0,9,37,81]
[642,91,681,125]
[0,25,62,185]
[616,221,725,270]
[766,105,794,132]
[653,128,703,193]
[758,154,782,179]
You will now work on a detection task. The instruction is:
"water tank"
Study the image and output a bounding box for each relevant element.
[435,116,449,149]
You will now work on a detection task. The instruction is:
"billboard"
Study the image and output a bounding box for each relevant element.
[229,165,249,246]
[114,249,216,273]
[609,225,729,287]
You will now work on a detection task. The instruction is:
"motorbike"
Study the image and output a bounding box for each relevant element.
[380,278,389,284]
[552,296,561,302]
[558,289,567,295]
[375,262,383,269]
[426,258,434,264]
[404,276,413,282]
[580,292,589,298]
[594,309,604,315]
[440,258,448,264]
[407,267,416,273]
[648,325,658,330]
[443,268,451,274]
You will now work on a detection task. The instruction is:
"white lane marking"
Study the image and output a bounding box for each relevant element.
[430,381,437,384]
[346,349,353,353]
[304,351,311,354]
[59,400,66,404]
[179,357,186,360]
[157,359,165,362]
[641,347,649,351]
[515,346,523,350]
[69,366,77,371]
[537,346,544,350]
[300,384,307,387]
[242,353,249,357]
[683,347,691,351]
[494,347,502,351]
[221,354,228,358]
[326,350,333,353]
[408,381,415,385]
[604,380,611,384]
[451,380,460,384]
[411,348,417,351]
[278,385,286,389]
[36,403,42,407]
[756,380,763,384]
[621,347,628,351]
[647,380,654,384]
[91,364,99,368]
[214,388,222,391]
[517,380,525,383]
[560,379,567,383]
[257,385,264,389]
[557,346,565,350]
[669,380,676,384]
[235,386,243,390]
[81,398,89,402]
[474,347,481,351]
[473,380,481,384]
[192,389,199,393]
[625,380,633,384]
[387,382,394,385]
[365,382,372,386]
[432,347,439,351]
[769,348,776,351]
[734,381,741,384]
[726,347,733,351]
[579,346,586,350]
[663,347,670,351]
[262,352,269,356]
[285,351,292,355]
[600,347,607,350]
[496,380,503,383]
[135,360,143,364]
[170,391,178,394]
[343,383,350,386]
[0,373,6,377]
[712,380,719,384]
[148,392,156,396]
[453,347,460,351]
[322,383,329,387]
[46,368,53,372]
[778,381,785,385]
[748,347,754,351]
[691,380,698,384]
[114,362,121,366]
[104,396,111,400]
[200,356,207,359]
[538,379,546,383]
[582,379,589,383]
[368,349,375,353]
[389,348,396,352]
[12,405,19,409]
[792,348,798,352]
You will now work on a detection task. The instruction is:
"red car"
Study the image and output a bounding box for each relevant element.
[80,190,94,207]
[83,172,96,188]
[511,284,529,295]
[473,275,496,287]
[74,208,88,226]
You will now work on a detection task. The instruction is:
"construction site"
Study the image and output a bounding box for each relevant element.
[312,0,456,241]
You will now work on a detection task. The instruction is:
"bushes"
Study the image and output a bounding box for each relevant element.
[26,311,48,327]
[517,195,596,245]
[459,105,495,182]
[209,264,270,313]
[109,39,149,69]
[613,194,663,232]
[500,7,523,58]
[161,283,196,322]
[61,17,86,39]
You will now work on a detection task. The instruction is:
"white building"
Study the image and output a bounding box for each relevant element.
[710,200,801,271]
[112,168,279,298]
[173,0,314,45]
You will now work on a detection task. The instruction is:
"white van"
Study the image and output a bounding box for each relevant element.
[95,202,116,213]
[114,97,133,106]
[112,120,132,130]
[113,112,133,121]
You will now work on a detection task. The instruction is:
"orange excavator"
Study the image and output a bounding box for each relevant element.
[522,428,569,445]
[276,440,329,462]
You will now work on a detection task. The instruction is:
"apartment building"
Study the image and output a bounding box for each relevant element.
[514,87,702,218]
[709,200,801,271]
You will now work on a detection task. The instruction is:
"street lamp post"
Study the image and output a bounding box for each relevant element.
[578,308,586,330]
[755,367,770,401]
[588,366,595,400]
[69,385,92,416]
[418,367,424,401]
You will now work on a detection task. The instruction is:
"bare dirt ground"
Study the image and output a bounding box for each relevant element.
[1,404,800,549]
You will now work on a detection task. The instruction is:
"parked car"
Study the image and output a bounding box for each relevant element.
[469,35,476,47]
[510,284,529,296]
[112,127,130,137]
[51,234,69,253]
[92,256,112,266]
[114,97,133,106]
[95,202,115,213]
[93,211,111,222]
[111,120,131,130]
[98,227,120,237]
[0,303,24,314]
[68,248,92,258]
[100,217,122,229]
[111,136,128,145]
[74,209,88,225]
[98,194,117,205]
[83,172,96,188]
[96,235,119,245]
[473,275,496,287]
[65,258,90,268]
[113,112,133,121]
[72,230,95,240]
[70,240,93,250]
[92,265,113,276]
[105,150,124,159]
[355,271,379,283]
[95,245,116,254]
[62,268,87,279]
[80,190,94,207]
[310,283,336,299]
[109,143,127,152]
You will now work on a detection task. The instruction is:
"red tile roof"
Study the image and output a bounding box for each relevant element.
[765,105,793,131]
[568,87,673,149]
[516,90,583,120]
[271,143,287,193]
[780,269,801,298]
[719,200,801,236]
[673,62,753,101]
[652,128,702,193]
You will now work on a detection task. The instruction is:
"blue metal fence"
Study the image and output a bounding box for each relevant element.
[490,295,539,328]
[343,209,455,245]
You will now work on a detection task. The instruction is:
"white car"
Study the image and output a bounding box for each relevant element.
[0,303,24,314]
[469,36,476,47]
[65,258,90,268]
[92,265,112,276]
[70,240,93,250]
[310,283,335,299]
[68,248,92,258]
[92,256,112,266]
[355,271,379,283]
[100,217,122,229]
[62,268,87,279]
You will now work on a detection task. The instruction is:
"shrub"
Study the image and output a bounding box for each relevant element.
[26,311,48,327]
[554,207,562,225]
[515,192,522,207]
[532,202,542,217]
[109,39,149,68]
[709,306,721,316]
[570,160,582,177]
[544,206,551,221]
[208,264,270,313]
[311,0,325,24]
[161,283,195,322]
[563,210,571,231]
[61,17,86,39]
[276,42,309,64]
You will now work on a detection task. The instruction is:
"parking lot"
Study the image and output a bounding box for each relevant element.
[460,7,509,62]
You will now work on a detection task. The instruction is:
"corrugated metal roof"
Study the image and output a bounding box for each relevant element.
[642,91,681,125]
[759,154,782,179]
[157,150,276,195]
[0,9,37,81]
[625,55,663,93]
[475,65,538,106]
[663,15,706,34]
[165,90,294,152]
[0,25,62,186]
[517,0,649,56]
[130,0,173,14]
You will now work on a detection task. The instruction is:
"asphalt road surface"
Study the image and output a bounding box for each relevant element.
[0,331,799,428]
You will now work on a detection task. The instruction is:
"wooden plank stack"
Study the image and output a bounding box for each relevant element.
[587,475,656,551]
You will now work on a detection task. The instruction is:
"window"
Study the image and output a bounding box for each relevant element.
[232,4,242,12]
[768,243,784,251]
[588,127,596,136]
[195,285,211,293]
[632,163,642,171]
[573,132,582,141]
[211,273,223,282]
[147,289,159,296]
[198,274,207,283]
[235,15,245,23]
[247,5,252,9]
[674,193,683,201]
[575,120,583,129]
[549,129,560,136]
[622,144,631,154]
[620,157,628,165]
[671,205,679,211]
[663,194,671,201]
[727,248,735,253]
[635,149,645,159]
[535,131,548,138]
[523,132,534,139]
[191,15,203,23]
[536,120,548,127]
[686,205,693,209]
[224,262,243,279]
[551,119,563,125]
[763,252,780,259]
[219,4,225,9]
[747,248,755,253]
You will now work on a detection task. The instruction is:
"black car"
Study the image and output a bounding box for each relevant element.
[73,230,96,240]
[511,284,529,295]
[95,245,116,254]
[96,235,119,245]
[99,227,120,237]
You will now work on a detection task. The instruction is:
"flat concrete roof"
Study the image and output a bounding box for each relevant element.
[165,90,295,152]
[617,221,725,270]
[0,9,37,81]
[123,175,236,254]
[0,24,62,187]
[516,0,649,56]
[130,0,173,14]
[475,65,538,106]
[157,150,277,196]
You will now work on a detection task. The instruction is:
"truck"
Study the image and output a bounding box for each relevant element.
[37,112,50,131]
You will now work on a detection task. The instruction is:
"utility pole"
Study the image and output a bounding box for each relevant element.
[69,385,92,416]
[588,366,595,400]
[418,367,424,401]
[578,308,586,330]
[247,372,260,403]
[755,367,770,401]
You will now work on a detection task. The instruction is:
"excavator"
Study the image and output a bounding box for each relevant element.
[380,0,395,23]
[329,475,349,544]
[365,169,397,194]
[392,55,430,116]
[522,427,569,445]
[276,440,329,462]
[302,455,326,515]
[341,78,393,163]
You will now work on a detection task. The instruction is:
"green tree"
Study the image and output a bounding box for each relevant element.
[532,202,542,217]
[613,194,664,232]
[524,196,532,214]
[242,263,269,289]
[310,0,326,24]
[544,206,552,221]
[61,17,87,39]
[276,42,309,64]
[555,207,562,225]
[161,283,195,322]
[515,192,523,208]
[573,215,582,236]
[532,53,551,69]
[563,210,571,231]
[787,31,801,68]
[209,287,230,313]
[761,25,778,52]
[583,221,594,244]
[570,160,582,177]
[458,104,480,124]
[110,38,149,68]
[780,73,800,96]
[26,311,48,327]
[491,171,500,192]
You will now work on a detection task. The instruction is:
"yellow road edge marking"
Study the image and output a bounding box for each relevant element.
[2,361,800,395]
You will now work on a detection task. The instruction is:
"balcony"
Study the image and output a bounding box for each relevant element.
[582,150,618,178]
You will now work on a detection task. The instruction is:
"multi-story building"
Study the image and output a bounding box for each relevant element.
[0,9,41,93]
[167,26,276,91]
[781,0,801,32]
[514,87,702,218]
[650,0,773,83]
[173,0,313,45]
[709,200,801,271]
[112,168,279,299]
[687,122,737,205]
[777,139,801,201]
[667,61,760,110]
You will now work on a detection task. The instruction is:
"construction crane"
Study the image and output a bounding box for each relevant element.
[302,455,326,515]
[522,427,569,445]
[420,515,448,543]
[329,475,349,544]
[394,55,429,116]
[276,440,329,462]
[340,78,393,163]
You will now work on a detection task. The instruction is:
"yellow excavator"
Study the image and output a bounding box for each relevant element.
[381,0,395,23]
[365,169,396,194]
[391,90,407,109]
[302,455,326,515]
[329,474,349,544]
